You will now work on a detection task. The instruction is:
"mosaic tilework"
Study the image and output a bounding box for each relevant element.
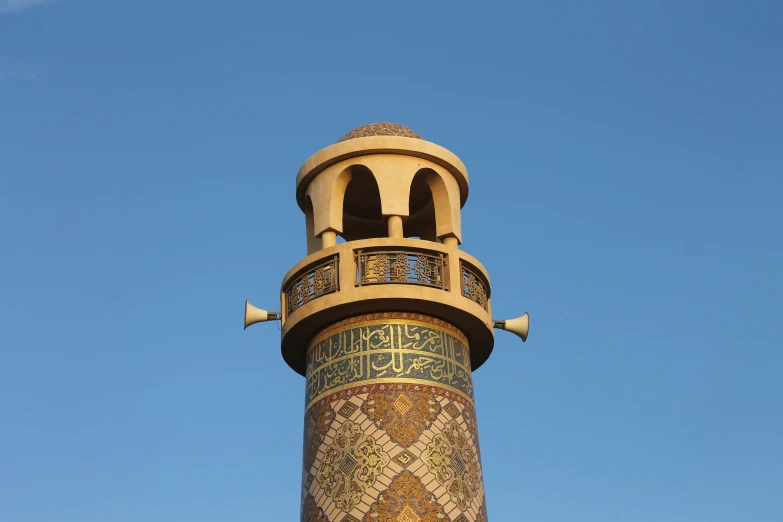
[301,314,488,522]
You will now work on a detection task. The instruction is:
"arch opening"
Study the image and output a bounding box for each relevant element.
[405,170,438,242]
[341,165,385,241]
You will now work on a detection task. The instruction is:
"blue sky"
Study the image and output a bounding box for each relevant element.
[1,1,781,521]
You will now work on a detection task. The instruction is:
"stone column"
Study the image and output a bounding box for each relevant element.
[442,236,459,248]
[321,231,337,248]
[301,312,488,522]
[387,215,404,238]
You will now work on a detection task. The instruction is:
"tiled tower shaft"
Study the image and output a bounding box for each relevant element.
[301,313,487,522]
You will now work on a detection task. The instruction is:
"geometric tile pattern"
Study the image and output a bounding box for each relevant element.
[301,314,488,521]
[337,401,359,418]
[305,406,337,471]
[444,402,461,419]
[421,421,480,510]
[316,420,390,512]
[391,449,418,469]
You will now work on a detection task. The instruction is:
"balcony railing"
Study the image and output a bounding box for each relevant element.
[281,241,493,323]
[355,249,447,290]
[284,255,339,315]
[460,261,489,311]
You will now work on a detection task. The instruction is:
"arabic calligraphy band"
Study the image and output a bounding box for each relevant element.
[305,313,475,410]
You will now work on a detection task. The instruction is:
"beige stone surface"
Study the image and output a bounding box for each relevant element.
[304,154,463,243]
[296,135,469,209]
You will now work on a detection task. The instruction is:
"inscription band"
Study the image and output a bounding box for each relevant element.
[306,314,474,410]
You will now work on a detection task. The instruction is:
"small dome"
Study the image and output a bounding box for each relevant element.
[338,122,421,142]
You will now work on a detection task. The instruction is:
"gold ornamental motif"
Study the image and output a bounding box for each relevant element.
[397,506,421,522]
[393,394,413,415]
[421,421,480,510]
[363,470,449,522]
[362,391,441,447]
[317,420,390,512]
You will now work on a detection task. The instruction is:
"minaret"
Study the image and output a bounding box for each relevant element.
[245,123,529,522]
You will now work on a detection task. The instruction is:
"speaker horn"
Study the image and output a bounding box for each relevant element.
[244,300,281,330]
[494,313,529,342]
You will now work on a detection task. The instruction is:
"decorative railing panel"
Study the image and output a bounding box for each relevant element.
[460,261,489,311]
[355,249,447,290]
[285,255,339,315]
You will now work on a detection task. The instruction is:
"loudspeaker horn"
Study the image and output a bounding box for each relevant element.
[494,313,529,342]
[244,300,281,330]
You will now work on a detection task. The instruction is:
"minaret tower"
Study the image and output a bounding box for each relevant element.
[245,123,529,522]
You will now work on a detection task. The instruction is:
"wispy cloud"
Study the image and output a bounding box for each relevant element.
[0,0,56,14]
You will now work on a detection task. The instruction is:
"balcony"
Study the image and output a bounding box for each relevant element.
[279,238,494,376]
